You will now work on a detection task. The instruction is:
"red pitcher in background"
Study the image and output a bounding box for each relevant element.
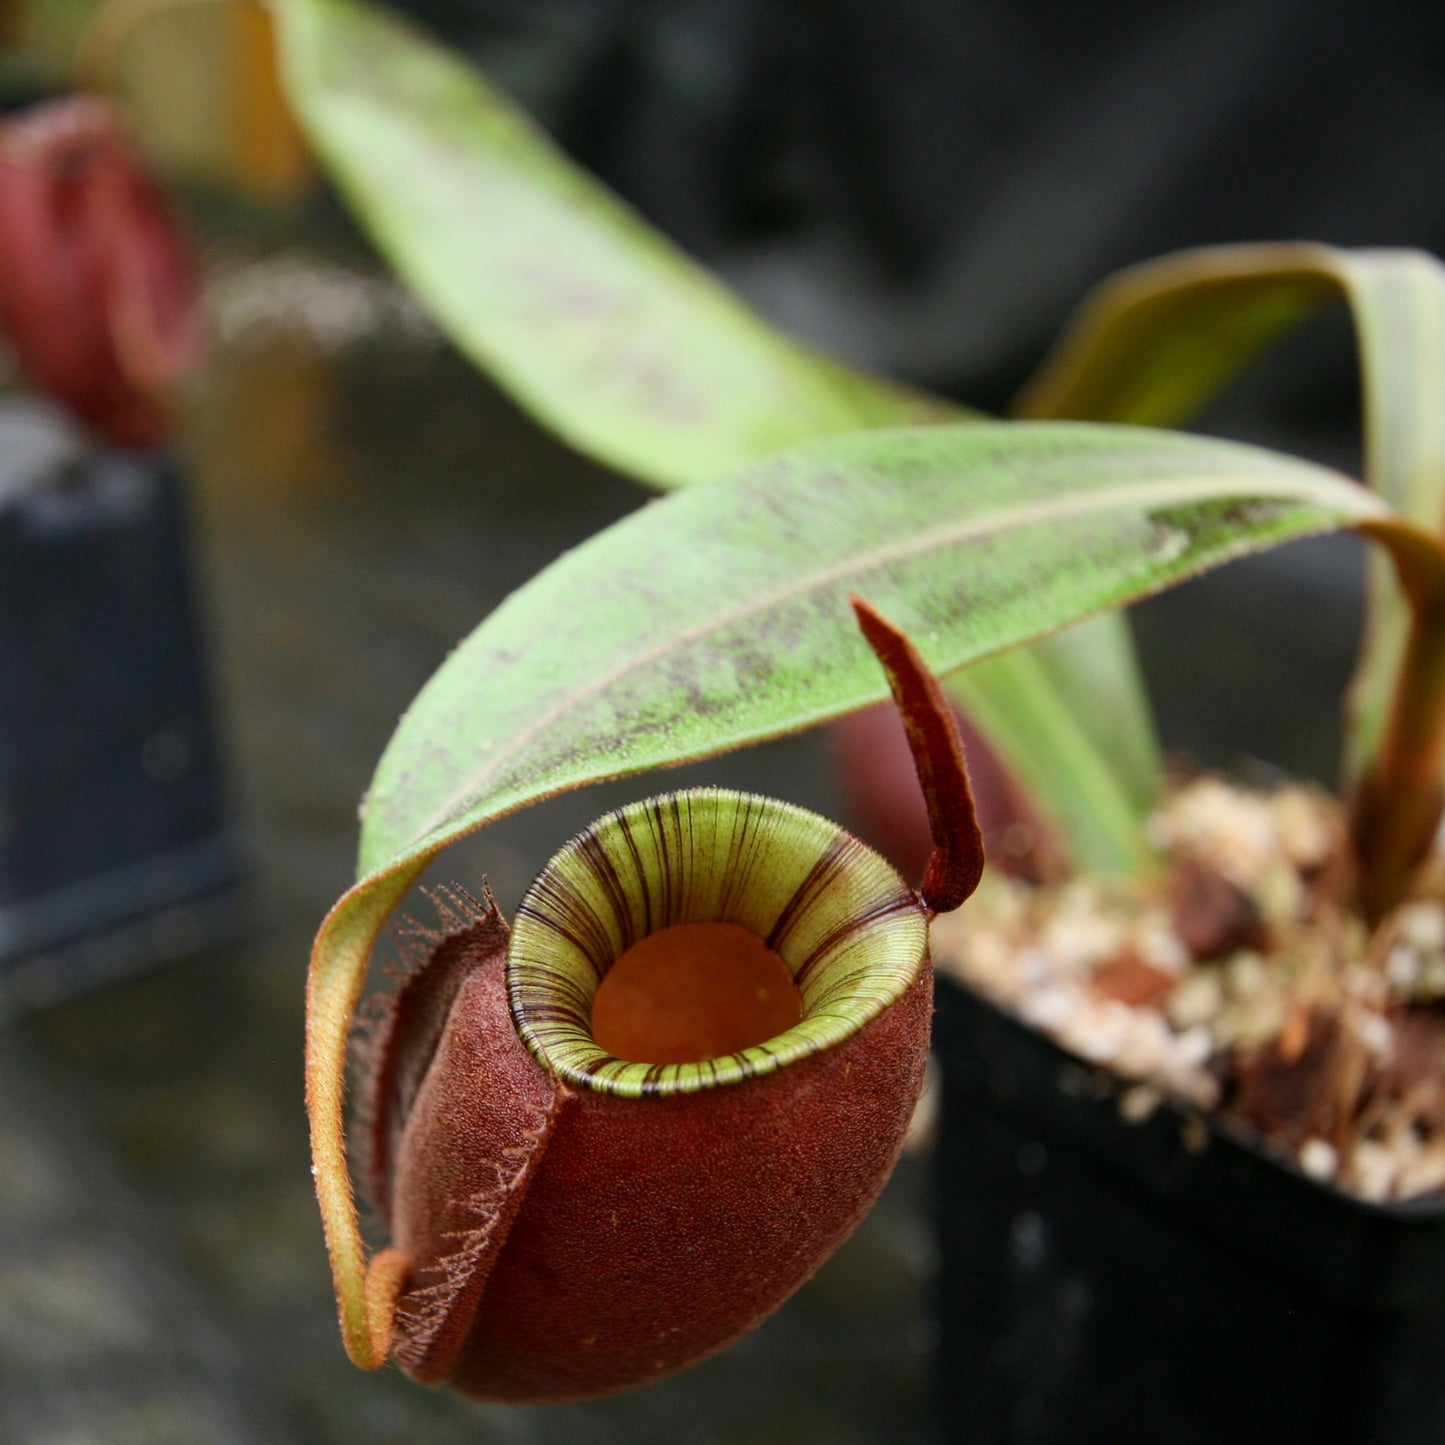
[0,95,198,448]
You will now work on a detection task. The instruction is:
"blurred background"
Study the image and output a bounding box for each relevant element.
[0,1,1443,1440]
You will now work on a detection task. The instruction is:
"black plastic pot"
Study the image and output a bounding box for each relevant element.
[0,402,245,1011]
[932,975,1445,1445]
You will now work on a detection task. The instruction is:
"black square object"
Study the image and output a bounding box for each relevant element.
[932,977,1445,1445]
[0,403,244,1009]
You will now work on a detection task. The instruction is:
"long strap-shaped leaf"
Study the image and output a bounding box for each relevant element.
[269,0,1161,872]
[308,420,1441,1366]
[1014,242,1445,787]
[270,0,952,489]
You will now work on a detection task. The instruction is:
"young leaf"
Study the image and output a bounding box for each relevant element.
[309,419,1438,1364]
[1013,242,1445,788]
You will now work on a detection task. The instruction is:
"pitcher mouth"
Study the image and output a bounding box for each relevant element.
[506,789,928,1097]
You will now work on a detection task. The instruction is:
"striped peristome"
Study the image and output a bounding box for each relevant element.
[507,788,928,1096]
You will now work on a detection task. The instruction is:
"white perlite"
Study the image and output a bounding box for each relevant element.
[931,777,1445,1203]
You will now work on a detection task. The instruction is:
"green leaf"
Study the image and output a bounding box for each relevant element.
[1014,242,1445,786]
[270,0,955,491]
[359,422,1396,873]
[271,0,1163,878]
[947,641,1150,872]
[309,419,1433,1365]
[1025,623,1162,813]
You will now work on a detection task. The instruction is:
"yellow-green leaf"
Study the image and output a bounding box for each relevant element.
[270,0,953,491]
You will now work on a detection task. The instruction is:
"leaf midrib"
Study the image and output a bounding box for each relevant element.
[371,462,1372,867]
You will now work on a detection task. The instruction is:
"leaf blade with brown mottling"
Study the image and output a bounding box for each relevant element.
[359,421,1409,875]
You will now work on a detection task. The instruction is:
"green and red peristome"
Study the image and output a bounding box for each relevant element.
[368,790,933,1401]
